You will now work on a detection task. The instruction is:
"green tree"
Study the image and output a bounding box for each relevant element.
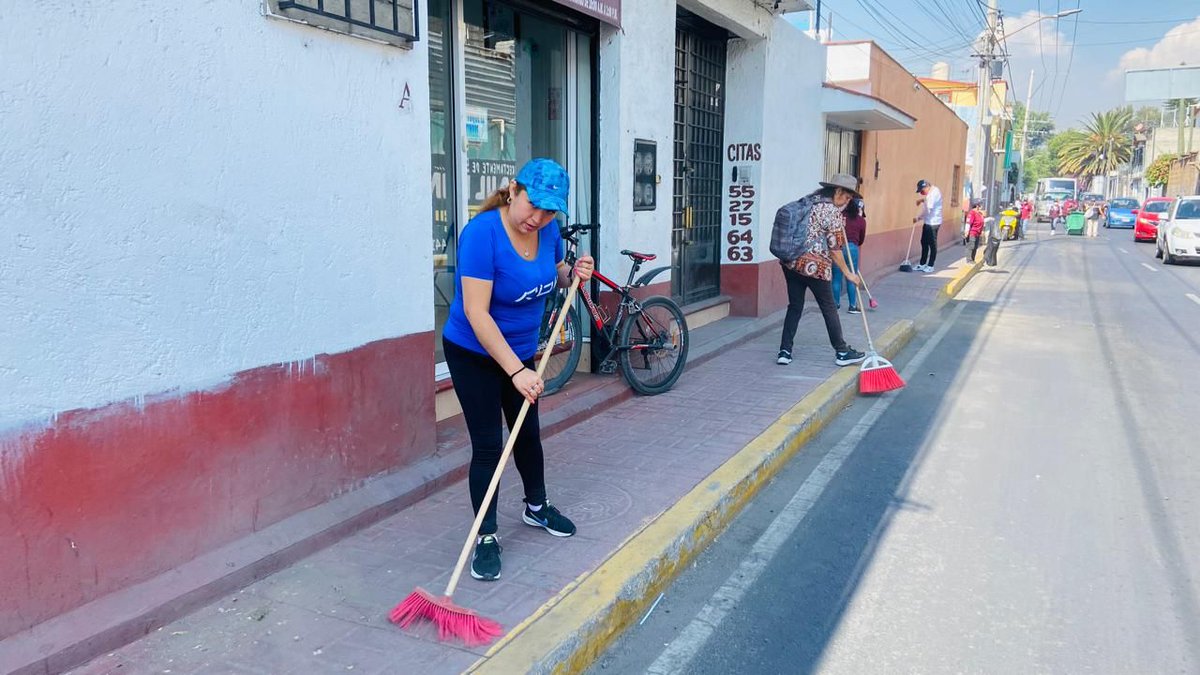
[1130,105,1163,132]
[1012,102,1055,151]
[1057,109,1133,182]
[1146,153,1176,187]
[1022,129,1084,191]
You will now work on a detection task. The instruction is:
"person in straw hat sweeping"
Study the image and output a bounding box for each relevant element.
[769,173,868,368]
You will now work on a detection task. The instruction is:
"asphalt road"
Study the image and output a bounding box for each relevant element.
[588,222,1200,675]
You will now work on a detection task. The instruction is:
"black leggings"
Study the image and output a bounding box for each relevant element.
[779,264,849,354]
[920,223,940,267]
[443,337,546,536]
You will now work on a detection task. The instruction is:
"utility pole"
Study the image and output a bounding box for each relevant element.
[974,0,999,212]
[1017,69,1034,199]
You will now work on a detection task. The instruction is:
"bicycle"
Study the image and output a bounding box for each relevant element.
[536,223,689,396]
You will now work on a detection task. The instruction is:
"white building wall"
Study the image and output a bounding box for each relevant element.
[825,42,872,88]
[597,1,677,287]
[721,20,826,265]
[0,1,432,427]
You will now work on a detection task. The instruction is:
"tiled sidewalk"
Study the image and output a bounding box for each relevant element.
[67,255,970,675]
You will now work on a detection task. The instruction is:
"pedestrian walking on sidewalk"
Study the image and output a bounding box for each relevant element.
[965,199,986,262]
[769,173,867,368]
[1019,198,1033,239]
[913,179,943,273]
[441,158,595,582]
[832,197,867,314]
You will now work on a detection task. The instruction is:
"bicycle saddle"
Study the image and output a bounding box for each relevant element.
[620,249,657,262]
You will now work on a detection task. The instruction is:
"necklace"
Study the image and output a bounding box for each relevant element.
[503,208,535,258]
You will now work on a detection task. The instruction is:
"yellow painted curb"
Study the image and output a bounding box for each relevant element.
[466,319,916,675]
[939,259,982,301]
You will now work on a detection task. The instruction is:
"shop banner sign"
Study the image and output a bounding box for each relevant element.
[550,0,620,27]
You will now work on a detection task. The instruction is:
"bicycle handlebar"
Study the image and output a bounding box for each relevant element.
[559,222,598,242]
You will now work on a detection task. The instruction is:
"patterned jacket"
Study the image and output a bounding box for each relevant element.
[786,199,847,281]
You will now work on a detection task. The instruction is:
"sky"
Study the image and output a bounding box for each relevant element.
[786,0,1200,129]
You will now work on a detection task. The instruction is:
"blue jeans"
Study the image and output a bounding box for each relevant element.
[831,242,860,309]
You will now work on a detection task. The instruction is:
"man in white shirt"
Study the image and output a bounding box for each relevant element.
[912,179,943,273]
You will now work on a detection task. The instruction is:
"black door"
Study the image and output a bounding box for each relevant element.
[672,10,727,305]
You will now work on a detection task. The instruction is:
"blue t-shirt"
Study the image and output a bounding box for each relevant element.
[443,209,564,360]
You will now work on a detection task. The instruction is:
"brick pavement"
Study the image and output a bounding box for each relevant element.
[65,253,970,675]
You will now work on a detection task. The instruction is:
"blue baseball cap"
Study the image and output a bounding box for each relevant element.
[516,158,570,216]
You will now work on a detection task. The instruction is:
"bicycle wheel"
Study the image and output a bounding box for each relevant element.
[618,296,688,396]
[537,293,582,396]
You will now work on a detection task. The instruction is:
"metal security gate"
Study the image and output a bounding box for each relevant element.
[672,10,727,305]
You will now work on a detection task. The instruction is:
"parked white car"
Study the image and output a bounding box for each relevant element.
[1156,196,1200,264]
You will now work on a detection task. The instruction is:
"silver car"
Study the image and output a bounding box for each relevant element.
[1156,196,1200,264]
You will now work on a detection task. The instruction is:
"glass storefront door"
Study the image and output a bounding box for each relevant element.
[431,0,595,367]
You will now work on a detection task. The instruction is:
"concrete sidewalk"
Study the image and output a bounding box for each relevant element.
[61,252,982,675]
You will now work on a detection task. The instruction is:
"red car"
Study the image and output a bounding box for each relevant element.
[1134,197,1175,242]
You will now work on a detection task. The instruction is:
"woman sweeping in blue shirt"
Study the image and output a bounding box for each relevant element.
[442,158,594,582]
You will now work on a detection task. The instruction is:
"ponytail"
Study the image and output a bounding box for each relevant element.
[478,181,526,213]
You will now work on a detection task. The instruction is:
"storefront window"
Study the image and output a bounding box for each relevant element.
[432,0,595,369]
[430,0,456,364]
[462,1,568,212]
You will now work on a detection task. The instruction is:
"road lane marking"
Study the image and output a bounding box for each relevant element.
[1188,293,1200,306]
[1119,248,1129,254]
[646,303,969,675]
[1142,263,1158,272]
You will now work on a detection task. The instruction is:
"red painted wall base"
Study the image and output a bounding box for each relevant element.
[0,332,435,638]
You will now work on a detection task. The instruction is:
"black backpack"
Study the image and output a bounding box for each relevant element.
[769,195,816,262]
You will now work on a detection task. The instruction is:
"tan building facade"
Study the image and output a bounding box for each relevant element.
[825,42,970,279]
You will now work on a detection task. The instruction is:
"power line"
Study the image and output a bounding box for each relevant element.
[1053,1,1081,118]
[1046,0,1062,118]
[852,0,965,63]
[929,0,980,43]
[1034,0,1050,111]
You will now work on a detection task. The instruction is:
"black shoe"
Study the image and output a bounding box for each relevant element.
[835,347,866,366]
[522,500,576,537]
[776,350,793,365]
[848,306,861,314]
[470,535,502,581]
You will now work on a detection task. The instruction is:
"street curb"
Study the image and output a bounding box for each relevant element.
[465,319,916,675]
[939,258,983,302]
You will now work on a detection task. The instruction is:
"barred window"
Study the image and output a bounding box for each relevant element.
[268,0,420,47]
[824,124,861,179]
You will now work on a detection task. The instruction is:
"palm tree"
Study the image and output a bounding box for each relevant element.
[1057,109,1133,183]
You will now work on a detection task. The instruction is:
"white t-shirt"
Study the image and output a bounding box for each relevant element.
[920,186,944,226]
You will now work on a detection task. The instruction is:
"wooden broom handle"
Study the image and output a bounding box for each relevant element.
[844,246,875,351]
[443,276,581,597]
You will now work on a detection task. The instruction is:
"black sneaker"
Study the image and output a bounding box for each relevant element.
[848,306,862,314]
[522,500,576,537]
[776,350,793,365]
[835,347,866,366]
[470,535,502,581]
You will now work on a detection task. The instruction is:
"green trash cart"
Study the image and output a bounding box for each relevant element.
[1065,212,1085,236]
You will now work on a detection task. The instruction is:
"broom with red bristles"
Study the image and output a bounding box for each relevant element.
[847,256,904,394]
[389,276,582,646]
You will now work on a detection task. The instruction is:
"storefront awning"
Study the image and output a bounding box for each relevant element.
[549,0,620,27]
[822,84,916,131]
